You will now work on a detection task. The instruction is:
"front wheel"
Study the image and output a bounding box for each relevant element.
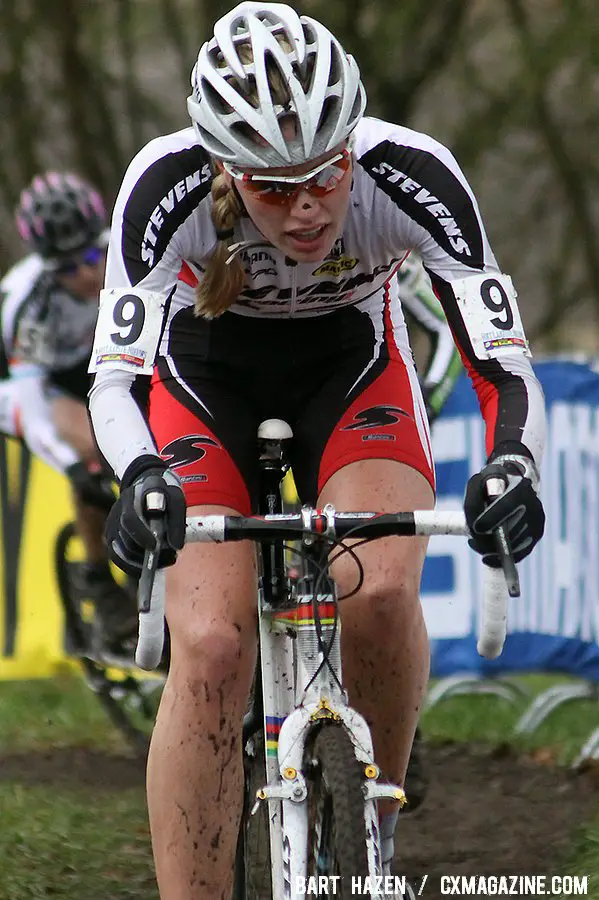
[306,723,370,898]
[236,731,272,900]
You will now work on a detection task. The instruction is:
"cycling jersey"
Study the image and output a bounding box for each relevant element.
[0,253,96,472]
[1,254,98,380]
[89,116,545,481]
[172,247,459,418]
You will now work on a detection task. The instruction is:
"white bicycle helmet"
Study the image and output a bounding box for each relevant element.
[187,2,366,168]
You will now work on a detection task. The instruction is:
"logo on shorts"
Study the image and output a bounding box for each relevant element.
[361,433,396,442]
[342,405,412,430]
[160,434,219,469]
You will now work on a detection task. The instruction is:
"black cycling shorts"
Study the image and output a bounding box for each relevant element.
[148,296,434,513]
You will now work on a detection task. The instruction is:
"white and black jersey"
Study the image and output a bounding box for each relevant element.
[90,116,545,478]
[0,254,95,472]
[1,254,98,393]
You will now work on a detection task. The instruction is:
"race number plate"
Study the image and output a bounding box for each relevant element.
[89,287,165,375]
[451,273,531,359]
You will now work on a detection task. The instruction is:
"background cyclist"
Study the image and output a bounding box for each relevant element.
[0,172,138,657]
[89,4,546,896]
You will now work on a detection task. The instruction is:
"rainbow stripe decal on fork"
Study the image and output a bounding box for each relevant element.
[266,715,286,757]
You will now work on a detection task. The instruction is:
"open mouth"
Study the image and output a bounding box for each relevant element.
[287,225,328,243]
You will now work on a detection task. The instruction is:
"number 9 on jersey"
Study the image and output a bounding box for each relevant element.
[451,272,531,360]
[88,287,165,375]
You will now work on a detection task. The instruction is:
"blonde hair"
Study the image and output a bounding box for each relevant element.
[194,37,295,319]
[194,171,245,318]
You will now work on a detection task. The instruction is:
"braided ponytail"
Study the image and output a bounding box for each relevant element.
[194,172,245,318]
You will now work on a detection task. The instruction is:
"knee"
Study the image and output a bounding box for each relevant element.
[346,570,423,635]
[170,620,256,704]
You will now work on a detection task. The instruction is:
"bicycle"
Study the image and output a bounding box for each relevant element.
[135,418,516,899]
[54,508,167,756]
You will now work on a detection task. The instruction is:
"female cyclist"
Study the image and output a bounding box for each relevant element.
[89,4,546,897]
[1,173,138,656]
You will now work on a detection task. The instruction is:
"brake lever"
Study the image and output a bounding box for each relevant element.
[138,491,166,613]
[485,476,521,598]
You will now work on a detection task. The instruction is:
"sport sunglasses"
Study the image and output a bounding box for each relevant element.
[223,147,352,206]
[49,244,106,276]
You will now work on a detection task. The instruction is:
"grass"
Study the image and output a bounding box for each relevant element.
[0,784,157,900]
[0,673,598,898]
[422,673,599,766]
[0,674,131,755]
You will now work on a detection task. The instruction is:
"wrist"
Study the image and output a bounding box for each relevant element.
[120,454,167,490]
[488,440,534,465]
[489,453,540,492]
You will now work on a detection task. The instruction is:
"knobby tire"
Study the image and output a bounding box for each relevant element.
[306,722,370,898]
[238,731,273,899]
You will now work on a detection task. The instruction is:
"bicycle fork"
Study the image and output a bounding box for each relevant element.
[256,589,405,899]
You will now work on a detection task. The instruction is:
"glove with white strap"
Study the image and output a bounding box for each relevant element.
[464,443,545,567]
[105,455,186,577]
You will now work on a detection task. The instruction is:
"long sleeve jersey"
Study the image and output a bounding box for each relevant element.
[88,115,546,479]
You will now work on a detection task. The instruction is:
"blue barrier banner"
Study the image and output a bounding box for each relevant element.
[424,358,599,680]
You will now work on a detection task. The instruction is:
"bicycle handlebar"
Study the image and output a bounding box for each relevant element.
[134,505,514,670]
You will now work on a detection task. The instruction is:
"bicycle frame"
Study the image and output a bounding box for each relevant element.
[136,419,514,900]
[256,543,402,897]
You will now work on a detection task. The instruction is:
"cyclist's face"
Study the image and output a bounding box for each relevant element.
[54,246,107,300]
[223,144,353,263]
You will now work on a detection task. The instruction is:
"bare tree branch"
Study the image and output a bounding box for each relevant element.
[159,0,196,92]
[40,0,126,191]
[385,0,471,122]
[0,4,42,181]
[116,0,144,152]
[505,0,599,316]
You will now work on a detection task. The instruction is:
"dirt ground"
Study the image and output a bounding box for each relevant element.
[1,741,596,899]
[399,741,597,898]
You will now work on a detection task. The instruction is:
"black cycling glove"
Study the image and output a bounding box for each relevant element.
[105,455,186,578]
[464,448,545,568]
[66,460,116,512]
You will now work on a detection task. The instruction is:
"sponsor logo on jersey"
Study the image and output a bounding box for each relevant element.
[95,346,146,367]
[141,163,212,267]
[240,250,276,266]
[371,161,472,257]
[312,256,358,277]
[483,336,528,352]
[312,237,358,277]
[342,404,412,430]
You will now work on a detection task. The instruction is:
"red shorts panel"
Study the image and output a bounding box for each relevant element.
[148,372,253,513]
[313,291,434,495]
[316,356,435,496]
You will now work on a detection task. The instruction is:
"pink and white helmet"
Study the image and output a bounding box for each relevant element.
[15,172,106,259]
[187,2,366,168]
